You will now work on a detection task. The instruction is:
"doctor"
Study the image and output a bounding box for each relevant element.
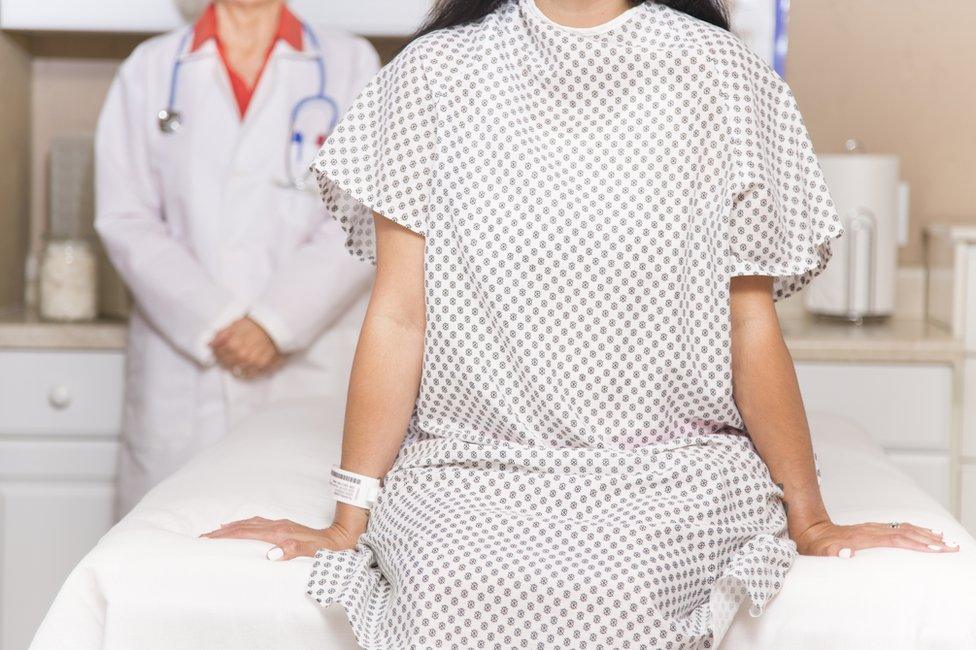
[96,0,378,515]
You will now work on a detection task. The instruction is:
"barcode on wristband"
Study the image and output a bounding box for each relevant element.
[331,469,362,484]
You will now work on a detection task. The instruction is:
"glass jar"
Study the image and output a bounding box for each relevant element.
[39,236,98,322]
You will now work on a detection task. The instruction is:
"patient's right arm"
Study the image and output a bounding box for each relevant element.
[202,212,427,559]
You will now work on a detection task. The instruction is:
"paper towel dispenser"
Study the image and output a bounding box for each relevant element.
[805,145,910,322]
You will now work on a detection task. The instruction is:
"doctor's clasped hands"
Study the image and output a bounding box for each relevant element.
[209,317,283,379]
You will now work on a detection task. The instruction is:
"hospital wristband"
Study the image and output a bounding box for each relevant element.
[329,467,382,511]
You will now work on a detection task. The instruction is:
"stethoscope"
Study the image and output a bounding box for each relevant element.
[157,23,338,193]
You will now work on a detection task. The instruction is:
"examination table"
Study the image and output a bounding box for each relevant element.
[32,396,976,649]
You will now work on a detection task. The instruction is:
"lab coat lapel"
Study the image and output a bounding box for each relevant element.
[238,41,285,130]
[225,43,319,224]
[179,40,241,130]
[232,42,316,161]
[167,44,241,273]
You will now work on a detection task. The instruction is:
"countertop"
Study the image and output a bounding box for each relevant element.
[0,309,962,362]
[0,309,127,351]
[779,315,961,363]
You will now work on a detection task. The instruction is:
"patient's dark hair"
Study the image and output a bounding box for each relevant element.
[414,0,730,39]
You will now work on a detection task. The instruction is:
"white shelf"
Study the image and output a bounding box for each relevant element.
[0,0,431,36]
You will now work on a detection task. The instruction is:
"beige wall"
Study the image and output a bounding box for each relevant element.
[0,33,31,310]
[28,58,120,272]
[13,5,976,279]
[788,0,976,264]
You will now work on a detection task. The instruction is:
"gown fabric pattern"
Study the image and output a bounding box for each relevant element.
[308,1,843,647]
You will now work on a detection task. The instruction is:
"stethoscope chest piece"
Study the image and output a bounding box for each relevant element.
[158,109,183,135]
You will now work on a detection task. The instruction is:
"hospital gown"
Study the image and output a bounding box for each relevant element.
[307,0,843,647]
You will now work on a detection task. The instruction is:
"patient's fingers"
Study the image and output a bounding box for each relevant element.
[867,522,957,549]
[798,521,960,557]
[268,538,320,561]
[198,518,259,536]
[200,519,286,541]
[846,528,959,556]
[200,524,282,543]
[219,516,270,528]
[896,524,948,546]
[200,518,320,547]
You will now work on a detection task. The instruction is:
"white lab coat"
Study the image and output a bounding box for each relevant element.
[95,22,378,516]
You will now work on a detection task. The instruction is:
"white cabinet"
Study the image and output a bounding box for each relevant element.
[0,350,123,650]
[795,361,955,509]
[0,0,431,35]
[963,466,976,534]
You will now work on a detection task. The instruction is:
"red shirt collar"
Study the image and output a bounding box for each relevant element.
[190,3,304,53]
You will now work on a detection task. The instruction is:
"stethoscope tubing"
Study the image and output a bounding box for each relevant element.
[166,29,194,116]
[161,21,337,192]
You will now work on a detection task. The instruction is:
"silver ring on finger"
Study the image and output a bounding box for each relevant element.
[888,521,901,529]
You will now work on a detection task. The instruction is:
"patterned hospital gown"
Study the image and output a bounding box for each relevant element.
[308,0,843,647]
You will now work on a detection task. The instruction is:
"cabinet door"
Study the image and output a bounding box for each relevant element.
[0,480,115,650]
[885,451,953,510]
[962,465,976,538]
[794,362,953,450]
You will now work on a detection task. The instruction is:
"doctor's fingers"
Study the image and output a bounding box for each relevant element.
[213,344,246,368]
[209,326,234,349]
[219,337,273,367]
[250,348,281,372]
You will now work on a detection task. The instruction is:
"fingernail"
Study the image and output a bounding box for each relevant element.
[930,529,943,536]
[267,547,284,561]
[838,548,852,558]
[927,544,942,551]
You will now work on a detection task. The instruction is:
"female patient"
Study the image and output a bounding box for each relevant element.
[206,0,957,646]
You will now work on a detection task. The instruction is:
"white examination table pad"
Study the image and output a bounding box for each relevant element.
[33,399,976,649]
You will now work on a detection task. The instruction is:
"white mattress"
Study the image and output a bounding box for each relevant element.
[32,398,976,649]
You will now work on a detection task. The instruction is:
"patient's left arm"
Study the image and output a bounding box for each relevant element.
[730,275,959,558]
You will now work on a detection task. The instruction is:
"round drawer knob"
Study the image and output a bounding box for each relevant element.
[48,385,72,409]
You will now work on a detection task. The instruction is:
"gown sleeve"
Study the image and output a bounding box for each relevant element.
[310,40,437,265]
[727,59,844,301]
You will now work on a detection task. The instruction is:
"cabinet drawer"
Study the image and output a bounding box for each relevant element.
[795,362,952,450]
[0,350,124,436]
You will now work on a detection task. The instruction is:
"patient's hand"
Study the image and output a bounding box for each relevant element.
[794,520,960,558]
[200,515,366,561]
